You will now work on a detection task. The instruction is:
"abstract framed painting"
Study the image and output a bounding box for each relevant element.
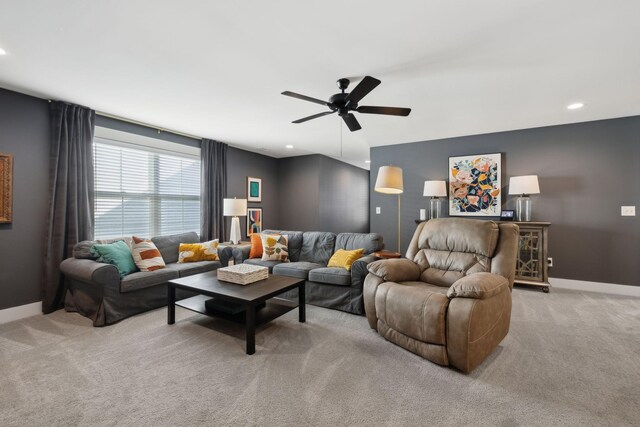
[448,153,502,217]
[0,153,13,224]
[247,176,262,202]
[247,207,263,236]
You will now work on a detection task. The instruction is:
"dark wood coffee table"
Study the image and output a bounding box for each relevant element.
[167,271,305,355]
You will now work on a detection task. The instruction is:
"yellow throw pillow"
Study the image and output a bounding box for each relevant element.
[178,239,219,263]
[261,234,289,262]
[328,248,365,271]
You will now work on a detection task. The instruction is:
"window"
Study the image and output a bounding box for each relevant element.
[93,133,200,240]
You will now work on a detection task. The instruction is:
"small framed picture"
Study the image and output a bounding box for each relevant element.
[500,210,515,221]
[247,208,263,236]
[247,177,262,202]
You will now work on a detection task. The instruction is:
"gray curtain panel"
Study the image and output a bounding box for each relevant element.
[42,101,96,314]
[201,139,227,241]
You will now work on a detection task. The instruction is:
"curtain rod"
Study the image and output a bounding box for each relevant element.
[48,99,203,141]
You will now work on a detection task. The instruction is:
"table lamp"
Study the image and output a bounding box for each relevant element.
[508,175,540,221]
[423,180,447,219]
[374,165,404,253]
[223,198,247,244]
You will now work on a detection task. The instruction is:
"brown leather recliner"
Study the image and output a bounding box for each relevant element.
[364,218,519,373]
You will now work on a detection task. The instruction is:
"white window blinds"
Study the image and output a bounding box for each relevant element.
[94,138,201,240]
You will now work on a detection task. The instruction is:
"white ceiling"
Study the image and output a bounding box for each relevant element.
[1,1,639,169]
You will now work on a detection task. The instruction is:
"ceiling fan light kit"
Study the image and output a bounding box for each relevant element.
[282,76,411,132]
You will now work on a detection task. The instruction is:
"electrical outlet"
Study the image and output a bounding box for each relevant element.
[376,207,381,214]
[621,206,636,216]
[547,257,553,268]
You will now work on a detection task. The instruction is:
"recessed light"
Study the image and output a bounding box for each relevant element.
[0,48,6,56]
[365,160,371,164]
[285,145,294,149]
[567,102,584,110]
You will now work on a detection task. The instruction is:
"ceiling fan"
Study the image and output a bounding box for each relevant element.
[281,76,411,132]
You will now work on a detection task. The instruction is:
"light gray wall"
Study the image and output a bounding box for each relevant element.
[370,116,640,287]
[0,89,50,310]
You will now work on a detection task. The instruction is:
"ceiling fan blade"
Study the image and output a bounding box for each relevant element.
[345,76,381,105]
[281,91,330,107]
[342,113,362,132]
[292,110,336,124]
[357,106,411,116]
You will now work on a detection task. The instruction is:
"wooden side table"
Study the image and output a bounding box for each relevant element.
[512,221,551,293]
[373,250,402,259]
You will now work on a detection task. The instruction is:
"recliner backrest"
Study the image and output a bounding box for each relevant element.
[335,233,384,255]
[406,218,517,288]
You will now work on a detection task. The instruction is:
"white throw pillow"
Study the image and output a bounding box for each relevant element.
[260,234,289,262]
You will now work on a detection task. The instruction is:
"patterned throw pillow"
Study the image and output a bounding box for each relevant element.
[261,234,289,262]
[249,233,263,259]
[131,236,166,271]
[328,248,365,271]
[178,239,219,263]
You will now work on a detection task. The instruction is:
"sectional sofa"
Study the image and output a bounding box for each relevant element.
[60,231,232,326]
[232,230,384,314]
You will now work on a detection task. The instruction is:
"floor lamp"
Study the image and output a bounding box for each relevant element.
[374,165,404,253]
[223,198,247,244]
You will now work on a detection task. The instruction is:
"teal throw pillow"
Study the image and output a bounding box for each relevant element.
[90,240,138,278]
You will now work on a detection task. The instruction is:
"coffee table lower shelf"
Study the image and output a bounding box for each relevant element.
[176,295,298,327]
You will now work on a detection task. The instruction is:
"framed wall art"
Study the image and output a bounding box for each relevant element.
[247,207,263,236]
[0,153,13,224]
[449,153,501,216]
[247,176,262,202]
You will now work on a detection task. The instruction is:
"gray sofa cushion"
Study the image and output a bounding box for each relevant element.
[120,268,179,293]
[335,233,384,255]
[73,241,99,259]
[273,262,325,280]
[262,230,304,262]
[151,232,199,264]
[244,258,282,273]
[165,261,221,278]
[300,232,336,264]
[308,267,351,286]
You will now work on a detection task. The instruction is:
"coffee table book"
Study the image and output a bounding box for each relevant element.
[217,264,269,285]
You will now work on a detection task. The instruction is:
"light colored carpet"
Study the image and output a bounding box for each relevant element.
[0,287,639,426]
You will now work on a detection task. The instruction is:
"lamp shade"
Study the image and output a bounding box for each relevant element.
[508,175,540,195]
[423,180,447,197]
[223,198,247,216]
[374,166,404,194]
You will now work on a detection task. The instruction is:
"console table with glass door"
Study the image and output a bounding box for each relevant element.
[512,221,550,293]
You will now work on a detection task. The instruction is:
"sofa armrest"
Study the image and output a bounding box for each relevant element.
[60,258,120,288]
[351,254,378,282]
[217,246,232,267]
[231,246,252,264]
[367,258,421,282]
[447,272,509,299]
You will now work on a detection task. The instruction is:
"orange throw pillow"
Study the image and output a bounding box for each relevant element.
[249,233,263,259]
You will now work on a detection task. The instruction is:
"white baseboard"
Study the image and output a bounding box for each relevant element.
[0,301,42,324]
[550,278,640,297]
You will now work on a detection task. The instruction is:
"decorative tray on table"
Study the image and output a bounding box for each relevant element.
[217,264,269,285]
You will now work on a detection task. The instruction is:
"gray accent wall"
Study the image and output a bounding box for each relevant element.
[0,89,50,310]
[370,116,640,287]
[277,154,370,233]
[227,147,279,240]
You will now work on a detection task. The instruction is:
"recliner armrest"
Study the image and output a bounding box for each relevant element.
[367,258,421,282]
[447,272,509,299]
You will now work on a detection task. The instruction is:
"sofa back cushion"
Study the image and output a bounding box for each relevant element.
[151,231,199,264]
[411,218,499,287]
[300,231,336,265]
[73,237,133,259]
[335,233,384,255]
[262,230,303,262]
